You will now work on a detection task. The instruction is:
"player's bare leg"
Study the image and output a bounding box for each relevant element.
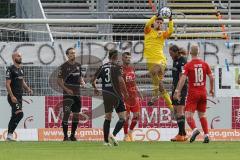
[198,112,209,143]
[128,112,139,141]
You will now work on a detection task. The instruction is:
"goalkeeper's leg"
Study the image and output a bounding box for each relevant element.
[147,63,173,111]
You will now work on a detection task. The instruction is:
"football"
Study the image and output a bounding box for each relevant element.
[159,7,172,18]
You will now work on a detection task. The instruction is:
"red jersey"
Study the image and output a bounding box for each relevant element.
[183,59,212,93]
[122,65,138,97]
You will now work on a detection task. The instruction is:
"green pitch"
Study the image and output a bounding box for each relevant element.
[0,141,239,160]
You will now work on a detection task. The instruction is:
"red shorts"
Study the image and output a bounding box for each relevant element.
[185,91,207,113]
[124,97,140,113]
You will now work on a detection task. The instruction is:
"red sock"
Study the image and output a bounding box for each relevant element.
[130,117,138,130]
[186,117,197,130]
[200,117,209,134]
[124,118,129,134]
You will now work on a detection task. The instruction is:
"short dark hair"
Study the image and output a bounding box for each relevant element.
[122,52,131,56]
[66,47,74,55]
[156,17,164,22]
[108,50,118,59]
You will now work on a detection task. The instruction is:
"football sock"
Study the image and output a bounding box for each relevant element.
[71,114,79,137]
[113,118,125,136]
[8,112,23,134]
[200,117,209,134]
[62,121,68,138]
[123,117,129,134]
[177,115,186,136]
[161,91,173,110]
[152,75,160,96]
[129,117,138,130]
[186,116,197,130]
[71,122,78,137]
[103,119,111,143]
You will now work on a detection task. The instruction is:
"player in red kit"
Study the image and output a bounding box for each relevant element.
[122,52,141,141]
[174,45,214,143]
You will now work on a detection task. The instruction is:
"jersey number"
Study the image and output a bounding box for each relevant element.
[104,68,111,83]
[194,67,203,83]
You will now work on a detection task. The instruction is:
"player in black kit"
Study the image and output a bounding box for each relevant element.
[6,52,33,141]
[92,50,129,146]
[169,45,188,142]
[57,47,85,141]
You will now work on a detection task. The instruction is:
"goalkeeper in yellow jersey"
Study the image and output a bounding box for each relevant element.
[144,13,174,112]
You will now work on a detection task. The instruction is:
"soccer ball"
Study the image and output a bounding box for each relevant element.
[159,7,172,18]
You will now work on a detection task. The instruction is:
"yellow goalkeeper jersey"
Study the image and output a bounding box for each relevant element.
[144,15,174,64]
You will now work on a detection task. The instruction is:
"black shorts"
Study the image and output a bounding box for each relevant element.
[172,86,187,106]
[102,92,126,113]
[63,95,81,113]
[7,95,22,115]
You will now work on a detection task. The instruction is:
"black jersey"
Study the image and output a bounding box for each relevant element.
[58,61,82,95]
[172,56,187,88]
[94,62,122,96]
[6,65,24,97]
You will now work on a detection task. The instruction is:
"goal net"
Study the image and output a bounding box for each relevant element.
[0,18,240,141]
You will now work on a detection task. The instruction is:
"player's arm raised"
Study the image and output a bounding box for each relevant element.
[144,15,157,34]
[163,17,174,39]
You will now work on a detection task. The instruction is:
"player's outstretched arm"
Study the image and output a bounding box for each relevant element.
[163,17,174,39]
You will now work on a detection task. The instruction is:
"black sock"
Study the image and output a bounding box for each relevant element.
[103,119,111,143]
[62,121,68,138]
[8,115,15,134]
[113,118,125,137]
[8,112,23,134]
[71,122,78,137]
[177,115,186,136]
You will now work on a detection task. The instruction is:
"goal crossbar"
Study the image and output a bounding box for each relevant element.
[0,19,240,25]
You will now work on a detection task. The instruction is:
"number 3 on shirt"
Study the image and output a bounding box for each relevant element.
[194,67,203,83]
[104,68,111,83]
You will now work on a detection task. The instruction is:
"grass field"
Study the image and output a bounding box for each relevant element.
[0,141,239,160]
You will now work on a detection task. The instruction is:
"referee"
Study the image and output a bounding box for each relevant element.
[6,52,32,141]
[92,50,129,146]
[57,47,85,141]
[169,45,188,142]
